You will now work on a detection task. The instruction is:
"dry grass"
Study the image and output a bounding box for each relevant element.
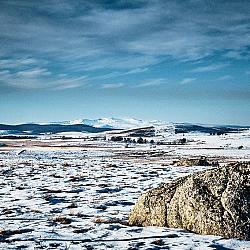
[52,216,72,224]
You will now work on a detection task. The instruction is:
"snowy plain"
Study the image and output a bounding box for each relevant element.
[0,126,250,249]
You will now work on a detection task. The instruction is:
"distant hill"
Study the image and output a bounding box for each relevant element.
[174,123,249,134]
[0,123,114,135]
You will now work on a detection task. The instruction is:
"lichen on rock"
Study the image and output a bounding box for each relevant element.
[129,162,250,240]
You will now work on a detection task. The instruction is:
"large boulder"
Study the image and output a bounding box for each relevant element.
[129,162,250,240]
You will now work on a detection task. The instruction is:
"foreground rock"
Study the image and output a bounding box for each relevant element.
[129,162,250,240]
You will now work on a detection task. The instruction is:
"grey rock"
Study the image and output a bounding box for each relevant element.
[174,156,218,167]
[129,162,250,240]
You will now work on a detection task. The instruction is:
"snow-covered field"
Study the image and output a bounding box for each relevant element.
[0,130,250,249]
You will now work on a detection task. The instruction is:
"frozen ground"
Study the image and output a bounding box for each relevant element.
[0,130,250,249]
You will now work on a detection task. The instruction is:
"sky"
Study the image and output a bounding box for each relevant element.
[0,0,250,125]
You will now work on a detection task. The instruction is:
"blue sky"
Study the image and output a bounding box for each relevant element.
[0,0,250,125]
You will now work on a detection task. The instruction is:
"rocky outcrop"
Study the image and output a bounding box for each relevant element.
[129,162,250,240]
[174,156,219,167]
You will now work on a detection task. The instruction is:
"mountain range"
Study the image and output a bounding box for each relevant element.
[0,118,249,136]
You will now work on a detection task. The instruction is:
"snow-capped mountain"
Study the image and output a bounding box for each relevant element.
[64,117,176,138]
[66,117,174,130]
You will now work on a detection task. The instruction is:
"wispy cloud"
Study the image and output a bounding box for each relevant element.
[51,76,88,90]
[0,58,43,69]
[91,67,148,80]
[180,78,196,85]
[215,75,232,81]
[16,68,51,78]
[0,0,249,91]
[79,56,158,71]
[101,83,124,89]
[1,1,249,63]
[0,65,87,90]
[136,78,165,88]
[53,82,82,90]
[124,68,148,75]
[191,63,229,73]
